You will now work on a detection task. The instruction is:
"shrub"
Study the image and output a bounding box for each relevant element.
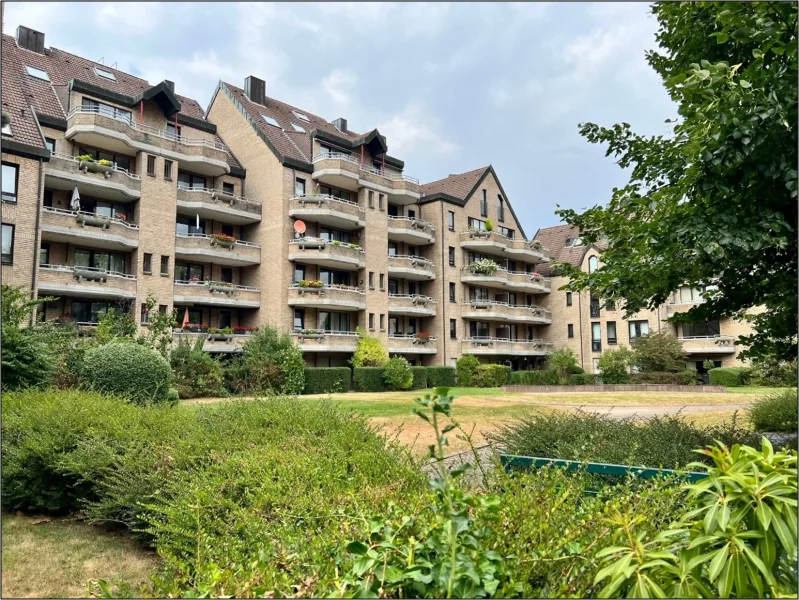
[426,366,457,387]
[96,308,137,344]
[748,357,799,387]
[510,369,560,386]
[597,347,633,384]
[81,342,172,404]
[471,364,511,387]
[241,325,305,395]
[456,355,481,386]
[170,337,223,398]
[630,332,687,373]
[546,348,581,382]
[303,367,351,394]
[409,366,428,389]
[0,328,55,390]
[350,328,388,367]
[567,373,597,385]
[749,389,798,432]
[353,367,386,392]
[221,356,249,395]
[383,357,413,391]
[629,370,699,385]
[708,366,750,387]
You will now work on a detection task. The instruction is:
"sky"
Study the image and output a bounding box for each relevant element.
[4,2,677,232]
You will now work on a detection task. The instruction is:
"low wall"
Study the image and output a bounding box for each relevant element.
[503,384,728,394]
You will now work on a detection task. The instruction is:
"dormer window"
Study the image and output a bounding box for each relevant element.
[565,237,583,248]
[25,66,49,81]
[290,123,305,133]
[1,123,11,136]
[260,114,280,128]
[292,110,310,122]
[94,67,117,81]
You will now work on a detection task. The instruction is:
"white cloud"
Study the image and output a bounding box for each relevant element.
[94,3,163,34]
[509,2,552,20]
[378,103,458,158]
[322,69,358,107]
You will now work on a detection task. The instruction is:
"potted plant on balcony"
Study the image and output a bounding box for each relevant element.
[413,331,431,345]
[469,258,498,276]
[73,265,107,282]
[485,219,494,232]
[233,325,253,335]
[75,211,112,230]
[210,232,237,249]
[297,279,325,293]
[78,154,114,177]
[205,280,236,295]
[530,271,542,283]
[296,328,324,340]
[347,243,362,250]
[207,327,233,342]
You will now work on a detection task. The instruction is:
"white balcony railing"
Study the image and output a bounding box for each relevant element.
[177,185,261,211]
[40,263,136,280]
[51,152,141,180]
[175,232,261,248]
[312,152,419,184]
[43,206,140,230]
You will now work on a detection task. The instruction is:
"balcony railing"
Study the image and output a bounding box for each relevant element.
[44,206,138,229]
[288,238,366,269]
[387,255,435,279]
[291,329,360,352]
[387,333,437,353]
[289,194,364,228]
[461,337,552,355]
[462,300,552,323]
[461,264,551,292]
[177,186,261,216]
[173,280,261,307]
[51,152,141,180]
[175,233,261,264]
[38,263,137,298]
[287,283,365,310]
[387,216,435,243]
[459,230,550,261]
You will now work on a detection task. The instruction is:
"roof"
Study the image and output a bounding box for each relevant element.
[420,166,489,201]
[532,223,594,276]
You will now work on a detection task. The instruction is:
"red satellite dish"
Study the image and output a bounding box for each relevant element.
[294,220,307,234]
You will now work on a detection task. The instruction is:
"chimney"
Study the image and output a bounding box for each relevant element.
[244,75,265,106]
[333,117,347,133]
[16,25,45,54]
[163,80,175,93]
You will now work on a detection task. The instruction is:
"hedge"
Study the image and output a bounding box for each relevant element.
[426,366,457,387]
[567,373,598,386]
[353,367,386,392]
[629,371,699,385]
[472,364,511,387]
[511,370,560,386]
[410,366,428,390]
[708,367,750,387]
[303,368,351,394]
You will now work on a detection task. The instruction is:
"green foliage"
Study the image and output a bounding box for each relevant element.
[303,367,351,394]
[383,356,413,390]
[709,366,751,387]
[427,366,457,387]
[81,342,173,404]
[629,370,699,385]
[353,367,386,392]
[556,2,798,363]
[1,283,47,327]
[750,389,799,432]
[169,337,223,399]
[96,308,137,344]
[0,327,55,390]
[410,366,428,389]
[510,369,560,386]
[241,325,305,395]
[456,354,481,386]
[749,357,799,387]
[594,439,798,598]
[631,332,687,373]
[471,364,511,388]
[597,347,633,384]
[568,373,598,385]
[546,348,581,383]
[136,294,175,358]
[350,327,388,368]
[484,218,494,232]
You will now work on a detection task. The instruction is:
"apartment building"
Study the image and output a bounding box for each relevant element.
[534,224,755,375]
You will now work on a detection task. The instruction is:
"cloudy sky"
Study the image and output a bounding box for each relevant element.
[4,2,676,231]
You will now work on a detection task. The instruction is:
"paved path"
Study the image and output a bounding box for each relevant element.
[531,402,753,419]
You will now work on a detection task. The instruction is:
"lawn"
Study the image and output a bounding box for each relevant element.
[1,512,157,598]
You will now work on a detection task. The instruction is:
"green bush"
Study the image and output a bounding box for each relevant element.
[597,347,633,384]
[351,328,388,367]
[81,342,172,404]
[749,389,798,432]
[456,355,480,386]
[383,357,413,391]
[409,366,428,389]
[353,367,386,392]
[471,364,511,387]
[567,373,597,385]
[426,366,457,387]
[242,326,305,395]
[630,332,687,373]
[708,366,751,387]
[629,370,699,385]
[546,348,581,382]
[510,370,560,386]
[221,356,249,395]
[748,358,798,387]
[303,367,351,394]
[0,328,55,390]
[170,337,223,398]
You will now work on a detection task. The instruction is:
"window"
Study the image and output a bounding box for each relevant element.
[407,281,417,295]
[94,66,117,80]
[379,314,385,330]
[176,216,205,236]
[604,299,615,311]
[368,272,375,289]
[44,137,56,153]
[1,123,10,135]
[470,321,489,338]
[159,305,168,315]
[319,269,350,286]
[388,242,398,256]
[2,223,14,264]
[290,123,306,133]
[471,286,489,302]
[389,316,399,335]
[448,211,455,231]
[81,98,131,123]
[222,225,234,238]
[25,65,50,80]
[140,303,149,324]
[588,256,598,273]
[407,208,416,219]
[223,182,234,195]
[163,160,173,180]
[166,123,181,140]
[260,114,280,128]
[295,177,306,196]
[368,191,375,209]
[448,247,455,266]
[607,322,617,345]
[468,217,486,231]
[388,279,398,295]
[408,245,417,257]
[143,253,152,274]
[2,163,19,203]
[39,242,49,266]
[499,226,515,239]
[71,301,118,324]
[567,324,574,339]
[74,248,126,274]
[408,318,417,334]
[292,110,310,122]
[220,267,233,284]
[293,264,306,283]
[369,313,375,329]
[629,320,649,339]
[682,320,721,338]
[450,319,457,339]
[590,295,601,318]
[319,185,351,202]
[379,273,385,290]
[293,309,305,331]
[497,196,505,222]
[591,322,601,352]
[160,255,169,276]
[177,172,206,190]
[566,292,572,307]
[219,311,232,329]
[78,147,131,171]
[147,155,156,176]
[378,194,385,211]
[449,282,456,303]
[480,189,487,217]
[175,262,204,282]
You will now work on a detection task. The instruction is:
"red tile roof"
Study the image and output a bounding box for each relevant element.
[420,166,489,200]
[531,224,589,276]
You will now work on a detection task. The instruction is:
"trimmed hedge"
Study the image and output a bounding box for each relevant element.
[426,366,457,387]
[708,367,750,387]
[410,366,428,390]
[353,367,386,392]
[456,355,480,386]
[472,364,511,387]
[81,342,172,404]
[303,368,351,394]
[511,370,560,386]
[749,390,798,432]
[629,371,699,385]
[567,373,598,386]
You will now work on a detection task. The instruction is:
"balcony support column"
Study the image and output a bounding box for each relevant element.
[139,100,143,128]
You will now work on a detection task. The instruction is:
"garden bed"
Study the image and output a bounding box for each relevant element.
[503,383,727,393]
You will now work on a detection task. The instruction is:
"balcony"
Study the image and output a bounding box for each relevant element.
[292,330,359,353]
[679,336,737,355]
[387,334,437,355]
[287,238,365,270]
[387,255,435,281]
[176,186,261,225]
[459,230,550,262]
[461,338,552,357]
[461,301,552,324]
[460,265,551,293]
[45,153,141,202]
[288,195,364,230]
[387,294,436,317]
[171,331,248,354]
[65,106,230,176]
[387,217,435,245]
[38,264,137,300]
[174,233,261,266]
[311,153,421,203]
[41,207,139,250]
[173,280,261,308]
[287,284,365,310]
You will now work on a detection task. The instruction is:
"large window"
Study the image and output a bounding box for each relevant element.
[499,226,515,238]
[319,269,350,286]
[629,320,649,339]
[293,264,306,283]
[468,217,486,231]
[176,216,205,235]
[607,321,617,345]
[2,223,14,264]
[682,320,721,338]
[470,286,489,302]
[319,185,352,202]
[293,309,305,330]
[318,311,352,332]
[175,262,205,282]
[39,242,50,266]
[319,227,350,243]
[388,278,399,295]
[78,197,129,220]
[470,321,489,338]
[78,147,131,172]
[2,163,19,203]
[591,322,602,352]
[177,172,207,190]
[74,248,125,274]
[588,256,598,273]
[590,295,601,318]
[70,300,119,324]
[81,97,131,123]
[388,242,398,256]
[295,177,306,196]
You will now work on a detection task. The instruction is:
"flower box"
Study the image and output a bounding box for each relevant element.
[205,281,236,295]
[469,230,490,239]
[207,333,233,342]
[468,259,498,275]
[79,158,113,178]
[233,326,254,335]
[76,213,111,230]
[297,279,325,289]
[412,296,430,306]
[73,266,107,282]
[413,332,431,345]
[296,330,324,340]
[210,233,237,248]
[298,237,326,250]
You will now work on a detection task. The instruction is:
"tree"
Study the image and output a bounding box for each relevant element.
[555,3,798,363]
[350,328,388,368]
[631,332,688,372]
[96,308,137,344]
[597,347,634,384]
[137,293,176,357]
[546,348,581,383]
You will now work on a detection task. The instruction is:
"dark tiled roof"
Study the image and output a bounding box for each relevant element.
[531,223,588,276]
[421,166,489,200]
